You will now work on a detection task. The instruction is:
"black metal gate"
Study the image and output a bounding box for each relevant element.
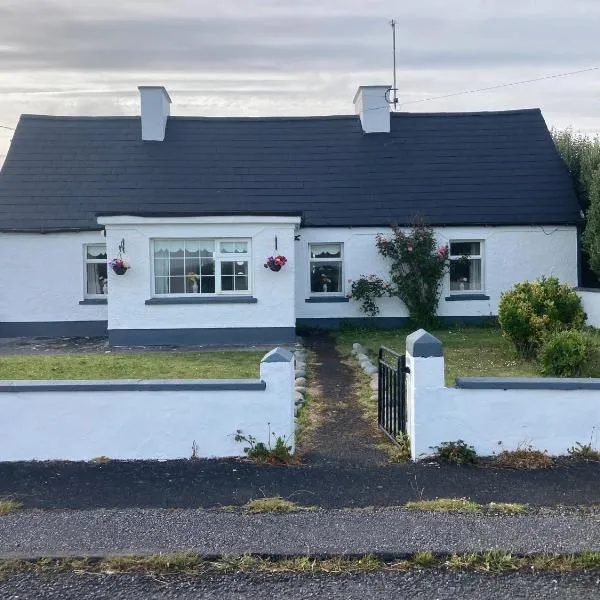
[377,346,410,441]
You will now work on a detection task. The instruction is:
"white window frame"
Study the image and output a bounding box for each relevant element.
[308,242,344,296]
[448,239,484,294]
[151,238,252,297]
[83,243,107,299]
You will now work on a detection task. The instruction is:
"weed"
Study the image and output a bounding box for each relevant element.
[235,427,298,465]
[391,432,412,463]
[485,502,528,514]
[242,497,316,513]
[496,445,553,470]
[405,498,480,512]
[0,499,22,516]
[568,442,600,462]
[431,440,477,465]
[413,551,436,567]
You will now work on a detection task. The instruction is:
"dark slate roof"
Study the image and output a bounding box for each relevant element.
[0,109,581,231]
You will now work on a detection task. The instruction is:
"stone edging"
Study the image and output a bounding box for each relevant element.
[291,344,308,417]
[351,343,378,402]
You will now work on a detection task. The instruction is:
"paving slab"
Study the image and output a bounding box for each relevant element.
[1,507,599,559]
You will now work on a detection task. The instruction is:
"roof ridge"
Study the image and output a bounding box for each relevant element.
[18,108,542,123]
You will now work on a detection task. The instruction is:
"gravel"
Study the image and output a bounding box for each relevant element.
[1,507,599,559]
[2,571,600,600]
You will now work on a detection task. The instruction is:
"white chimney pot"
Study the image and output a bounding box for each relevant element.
[138,86,171,141]
[353,85,391,133]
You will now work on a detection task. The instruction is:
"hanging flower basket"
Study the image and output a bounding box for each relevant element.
[109,257,130,275]
[264,255,287,272]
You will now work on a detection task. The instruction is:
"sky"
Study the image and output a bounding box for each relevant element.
[1,0,600,160]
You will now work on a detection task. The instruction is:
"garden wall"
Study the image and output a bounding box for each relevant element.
[0,348,294,462]
[406,330,600,459]
[578,289,600,328]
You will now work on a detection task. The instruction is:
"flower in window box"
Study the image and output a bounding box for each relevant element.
[108,257,130,275]
[264,255,287,272]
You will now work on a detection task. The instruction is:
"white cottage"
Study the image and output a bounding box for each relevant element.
[0,86,582,345]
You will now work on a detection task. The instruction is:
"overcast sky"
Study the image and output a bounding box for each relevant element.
[1,0,599,159]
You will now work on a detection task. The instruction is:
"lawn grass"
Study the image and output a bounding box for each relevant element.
[335,325,600,385]
[0,351,264,380]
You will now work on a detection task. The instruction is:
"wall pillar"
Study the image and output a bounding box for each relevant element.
[405,329,445,460]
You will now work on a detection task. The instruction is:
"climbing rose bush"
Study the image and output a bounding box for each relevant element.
[348,223,449,327]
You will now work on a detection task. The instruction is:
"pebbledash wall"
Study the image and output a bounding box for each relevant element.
[296,225,578,327]
[0,231,108,337]
[100,216,300,346]
[0,222,578,342]
[578,289,600,328]
[0,347,294,461]
[406,330,600,460]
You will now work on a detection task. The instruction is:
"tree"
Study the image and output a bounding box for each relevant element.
[552,129,600,280]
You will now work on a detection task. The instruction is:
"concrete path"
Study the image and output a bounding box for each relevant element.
[1,507,599,559]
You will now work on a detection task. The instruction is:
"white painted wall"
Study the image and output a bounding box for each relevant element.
[579,290,600,328]
[0,231,107,323]
[99,216,299,332]
[296,226,578,320]
[406,348,600,459]
[0,350,295,461]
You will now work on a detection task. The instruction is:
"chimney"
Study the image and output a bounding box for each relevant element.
[138,86,171,141]
[353,85,390,133]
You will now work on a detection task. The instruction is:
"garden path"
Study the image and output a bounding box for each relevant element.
[297,332,391,466]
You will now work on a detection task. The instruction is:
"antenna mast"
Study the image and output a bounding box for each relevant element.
[388,19,399,110]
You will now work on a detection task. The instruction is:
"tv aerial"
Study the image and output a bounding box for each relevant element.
[385,19,399,110]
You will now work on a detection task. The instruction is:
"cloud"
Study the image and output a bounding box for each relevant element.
[0,0,599,164]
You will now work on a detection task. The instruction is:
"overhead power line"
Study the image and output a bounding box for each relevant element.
[0,125,14,131]
[397,65,600,108]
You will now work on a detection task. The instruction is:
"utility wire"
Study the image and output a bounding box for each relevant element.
[0,125,14,131]
[397,65,600,109]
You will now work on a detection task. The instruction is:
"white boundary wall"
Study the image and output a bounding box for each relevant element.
[406,330,600,459]
[0,348,294,462]
[579,290,600,328]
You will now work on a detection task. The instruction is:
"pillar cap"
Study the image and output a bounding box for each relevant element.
[406,329,443,357]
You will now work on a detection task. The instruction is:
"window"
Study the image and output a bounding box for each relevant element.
[84,244,107,297]
[152,239,250,296]
[449,241,483,292]
[309,243,343,295]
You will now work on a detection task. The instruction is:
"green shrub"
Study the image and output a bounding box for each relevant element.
[538,330,592,377]
[431,440,477,465]
[498,277,586,358]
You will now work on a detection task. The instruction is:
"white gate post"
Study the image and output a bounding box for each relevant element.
[405,329,445,460]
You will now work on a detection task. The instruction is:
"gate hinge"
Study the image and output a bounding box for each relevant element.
[401,366,411,374]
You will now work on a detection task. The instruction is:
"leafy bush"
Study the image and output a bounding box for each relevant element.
[347,275,392,317]
[376,223,449,328]
[498,277,586,358]
[431,440,477,465]
[538,329,592,377]
[234,430,297,464]
[567,441,600,462]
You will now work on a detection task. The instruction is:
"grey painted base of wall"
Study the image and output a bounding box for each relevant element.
[108,327,297,347]
[296,316,497,330]
[0,321,108,338]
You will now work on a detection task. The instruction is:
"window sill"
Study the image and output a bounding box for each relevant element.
[79,298,108,305]
[145,296,258,305]
[305,296,349,303]
[445,294,490,301]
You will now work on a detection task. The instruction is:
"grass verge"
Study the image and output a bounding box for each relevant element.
[2,550,599,579]
[405,498,528,514]
[241,497,317,513]
[0,500,22,516]
[0,351,263,380]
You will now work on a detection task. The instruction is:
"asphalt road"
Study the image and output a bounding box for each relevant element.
[2,571,600,599]
[2,459,600,510]
[1,507,599,558]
